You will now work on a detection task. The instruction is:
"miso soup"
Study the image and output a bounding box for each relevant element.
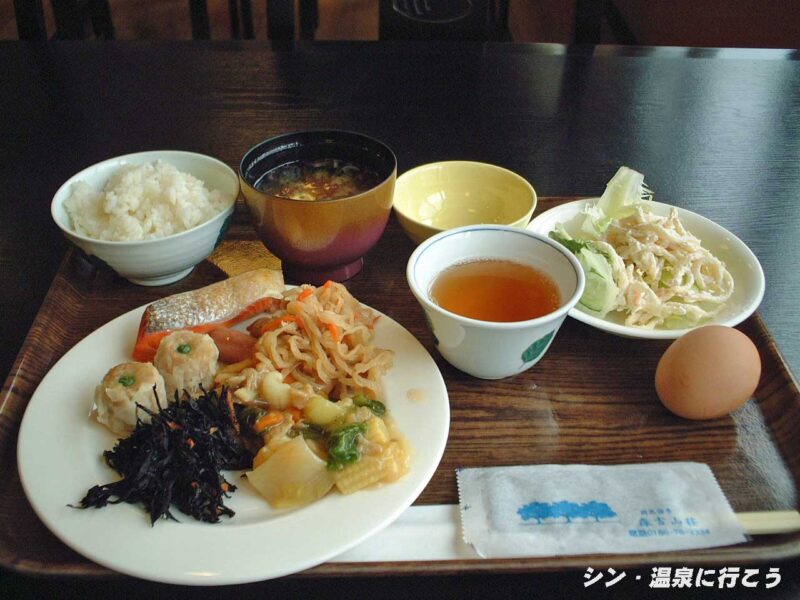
[430,259,561,322]
[257,158,382,201]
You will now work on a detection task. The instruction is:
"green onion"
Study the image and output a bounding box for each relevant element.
[353,393,386,416]
[326,422,367,471]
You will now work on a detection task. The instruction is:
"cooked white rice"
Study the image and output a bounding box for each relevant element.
[64,160,233,241]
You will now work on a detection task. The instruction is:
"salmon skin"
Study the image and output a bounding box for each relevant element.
[133,269,285,362]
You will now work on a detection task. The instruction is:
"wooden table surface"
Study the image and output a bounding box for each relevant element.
[1,41,800,598]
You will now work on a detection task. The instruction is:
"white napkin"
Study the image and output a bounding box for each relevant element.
[456,462,747,558]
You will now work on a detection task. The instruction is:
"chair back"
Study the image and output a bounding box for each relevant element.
[190,0,257,40]
[14,0,114,40]
[379,0,509,41]
[191,1,316,41]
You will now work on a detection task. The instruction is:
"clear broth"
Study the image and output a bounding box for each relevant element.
[430,259,561,322]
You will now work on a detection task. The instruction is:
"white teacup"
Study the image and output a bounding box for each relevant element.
[407,225,585,379]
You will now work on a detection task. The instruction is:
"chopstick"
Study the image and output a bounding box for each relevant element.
[736,511,800,535]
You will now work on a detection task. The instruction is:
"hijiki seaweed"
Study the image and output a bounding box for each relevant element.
[72,387,253,525]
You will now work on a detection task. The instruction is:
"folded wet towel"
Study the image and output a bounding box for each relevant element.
[456,462,747,558]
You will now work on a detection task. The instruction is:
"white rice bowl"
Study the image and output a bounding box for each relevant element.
[51,150,240,286]
[64,160,233,242]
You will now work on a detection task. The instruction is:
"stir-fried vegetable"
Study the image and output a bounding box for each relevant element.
[326,422,367,471]
[353,393,386,417]
[246,436,335,508]
[236,390,408,507]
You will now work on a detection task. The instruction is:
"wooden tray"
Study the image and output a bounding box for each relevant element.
[2,198,799,578]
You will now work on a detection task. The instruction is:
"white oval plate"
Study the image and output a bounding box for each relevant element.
[17,305,449,585]
[527,199,765,339]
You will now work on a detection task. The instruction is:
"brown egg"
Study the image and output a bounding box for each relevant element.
[655,325,761,420]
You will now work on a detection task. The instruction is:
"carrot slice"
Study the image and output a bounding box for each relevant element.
[258,315,298,336]
[287,406,303,422]
[326,322,340,343]
[253,411,285,433]
[297,288,314,302]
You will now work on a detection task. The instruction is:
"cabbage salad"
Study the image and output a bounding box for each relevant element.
[549,167,734,329]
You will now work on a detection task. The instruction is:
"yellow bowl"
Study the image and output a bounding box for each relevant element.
[393,161,537,244]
